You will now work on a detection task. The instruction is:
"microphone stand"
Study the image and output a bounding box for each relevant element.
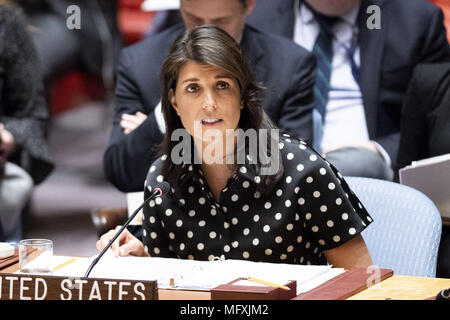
[84,187,163,278]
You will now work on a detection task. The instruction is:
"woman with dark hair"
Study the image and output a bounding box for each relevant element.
[98,25,373,269]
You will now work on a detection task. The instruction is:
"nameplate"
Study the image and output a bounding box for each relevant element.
[0,273,158,300]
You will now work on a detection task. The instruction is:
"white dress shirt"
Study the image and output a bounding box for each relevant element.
[293,0,390,165]
[154,100,166,133]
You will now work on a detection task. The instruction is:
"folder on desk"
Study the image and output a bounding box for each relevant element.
[293,268,394,300]
[211,278,297,300]
[0,250,18,271]
[399,153,450,219]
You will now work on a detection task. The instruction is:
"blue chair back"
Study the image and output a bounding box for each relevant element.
[312,109,323,152]
[345,177,442,277]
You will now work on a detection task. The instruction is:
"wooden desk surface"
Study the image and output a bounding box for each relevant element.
[347,275,450,300]
[158,276,450,300]
[2,260,449,300]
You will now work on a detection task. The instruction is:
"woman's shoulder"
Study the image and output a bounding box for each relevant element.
[279,134,323,162]
[277,133,339,178]
[144,154,169,188]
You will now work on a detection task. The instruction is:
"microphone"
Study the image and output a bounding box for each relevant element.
[84,181,170,278]
[436,288,450,300]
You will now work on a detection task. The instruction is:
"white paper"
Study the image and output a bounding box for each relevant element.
[126,191,144,225]
[410,153,450,167]
[399,153,450,218]
[141,0,180,11]
[51,251,345,295]
[233,280,269,287]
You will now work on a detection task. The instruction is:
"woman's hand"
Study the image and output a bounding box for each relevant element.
[96,226,149,257]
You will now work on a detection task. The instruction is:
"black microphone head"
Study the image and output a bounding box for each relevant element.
[436,288,450,300]
[153,181,171,197]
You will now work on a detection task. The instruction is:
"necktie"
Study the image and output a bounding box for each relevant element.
[313,28,333,120]
[311,13,338,121]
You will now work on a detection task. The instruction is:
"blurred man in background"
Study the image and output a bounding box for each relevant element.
[247,0,450,179]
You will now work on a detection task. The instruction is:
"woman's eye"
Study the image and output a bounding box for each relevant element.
[186,84,199,93]
[217,81,230,90]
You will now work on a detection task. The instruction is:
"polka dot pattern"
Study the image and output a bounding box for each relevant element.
[142,137,373,265]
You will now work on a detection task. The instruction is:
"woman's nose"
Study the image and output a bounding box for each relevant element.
[202,91,217,110]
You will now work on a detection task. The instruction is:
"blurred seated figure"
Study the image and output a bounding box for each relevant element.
[0,2,54,241]
[396,62,450,278]
[145,9,182,36]
[396,63,450,171]
[246,0,450,180]
[15,0,121,94]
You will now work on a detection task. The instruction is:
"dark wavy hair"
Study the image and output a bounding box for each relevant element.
[158,24,283,194]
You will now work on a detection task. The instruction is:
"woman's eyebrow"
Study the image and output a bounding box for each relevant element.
[181,75,231,83]
[181,77,199,84]
[215,75,233,80]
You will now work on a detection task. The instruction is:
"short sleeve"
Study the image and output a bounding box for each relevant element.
[295,147,373,251]
[142,156,177,258]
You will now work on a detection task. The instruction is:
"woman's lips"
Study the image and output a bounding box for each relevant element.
[201,119,223,126]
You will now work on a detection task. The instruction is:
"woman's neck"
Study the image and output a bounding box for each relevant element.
[194,136,237,202]
[200,162,234,203]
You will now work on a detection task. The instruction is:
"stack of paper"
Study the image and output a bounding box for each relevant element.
[399,153,450,218]
[51,251,345,295]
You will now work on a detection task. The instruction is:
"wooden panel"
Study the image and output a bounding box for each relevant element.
[159,289,210,300]
[0,273,158,300]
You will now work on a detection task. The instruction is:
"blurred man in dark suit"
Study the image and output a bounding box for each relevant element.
[17,0,120,92]
[396,62,450,278]
[247,0,450,180]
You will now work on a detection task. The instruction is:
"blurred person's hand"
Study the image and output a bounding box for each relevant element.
[0,123,16,164]
[0,124,4,174]
[322,141,380,157]
[120,112,147,135]
[96,226,148,257]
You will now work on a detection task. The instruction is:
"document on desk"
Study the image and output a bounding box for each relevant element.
[52,251,344,295]
[399,153,450,218]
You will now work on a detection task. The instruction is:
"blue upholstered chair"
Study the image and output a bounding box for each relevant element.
[345,177,442,278]
[312,109,323,152]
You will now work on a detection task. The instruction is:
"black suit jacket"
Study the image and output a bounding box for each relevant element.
[104,24,316,192]
[396,62,450,174]
[18,0,120,79]
[247,0,450,164]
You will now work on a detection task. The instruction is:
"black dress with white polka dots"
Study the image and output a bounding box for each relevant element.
[142,135,373,265]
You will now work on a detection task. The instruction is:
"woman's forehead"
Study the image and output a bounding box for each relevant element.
[177,61,234,80]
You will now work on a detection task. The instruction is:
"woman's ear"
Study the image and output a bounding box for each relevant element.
[169,89,179,115]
